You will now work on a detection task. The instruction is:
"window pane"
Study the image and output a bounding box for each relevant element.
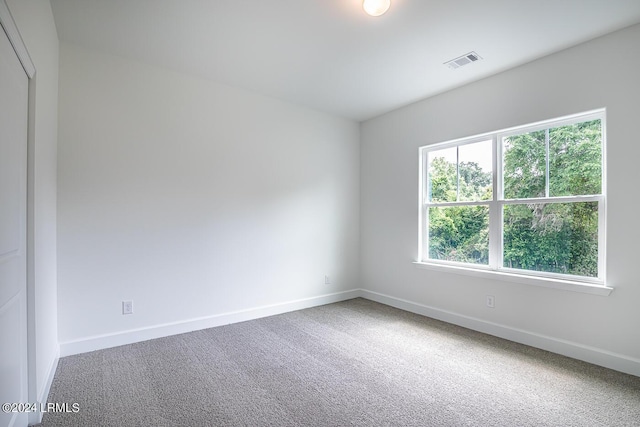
[503,202,598,277]
[427,147,457,202]
[428,205,489,264]
[428,140,492,202]
[549,120,602,197]
[458,140,493,201]
[502,130,546,199]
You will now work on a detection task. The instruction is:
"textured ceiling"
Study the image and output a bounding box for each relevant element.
[50,0,640,121]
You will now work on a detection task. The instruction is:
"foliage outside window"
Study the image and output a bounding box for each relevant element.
[419,111,605,284]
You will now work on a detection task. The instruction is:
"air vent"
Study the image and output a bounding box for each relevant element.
[445,51,482,69]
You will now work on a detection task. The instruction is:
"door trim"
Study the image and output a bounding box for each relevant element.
[0,0,35,78]
[0,3,37,426]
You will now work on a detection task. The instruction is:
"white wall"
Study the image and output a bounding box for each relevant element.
[57,43,360,350]
[6,0,59,414]
[360,24,640,373]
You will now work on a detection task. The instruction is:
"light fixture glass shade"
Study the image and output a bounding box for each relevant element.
[363,0,391,17]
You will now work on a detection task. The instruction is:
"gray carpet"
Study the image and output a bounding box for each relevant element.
[38,298,640,426]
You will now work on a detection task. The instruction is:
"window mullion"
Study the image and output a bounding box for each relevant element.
[545,128,550,198]
[489,136,500,269]
[456,145,460,202]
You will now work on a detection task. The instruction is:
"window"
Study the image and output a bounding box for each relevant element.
[418,110,605,286]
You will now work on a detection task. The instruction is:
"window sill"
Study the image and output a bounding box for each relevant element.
[413,262,613,296]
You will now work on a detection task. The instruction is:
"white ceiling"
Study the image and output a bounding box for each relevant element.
[50,0,640,121]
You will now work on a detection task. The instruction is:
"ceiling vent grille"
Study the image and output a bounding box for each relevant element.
[445,52,482,69]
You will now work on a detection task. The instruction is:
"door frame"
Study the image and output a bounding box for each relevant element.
[0,2,37,426]
[0,2,35,78]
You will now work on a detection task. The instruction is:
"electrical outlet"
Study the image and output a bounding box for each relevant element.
[486,295,495,308]
[325,275,331,285]
[122,300,133,315]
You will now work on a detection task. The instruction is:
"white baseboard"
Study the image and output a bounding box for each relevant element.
[28,346,59,426]
[39,346,59,402]
[360,289,640,377]
[58,288,640,378]
[59,289,362,357]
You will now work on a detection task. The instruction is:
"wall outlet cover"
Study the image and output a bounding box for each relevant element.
[122,300,133,315]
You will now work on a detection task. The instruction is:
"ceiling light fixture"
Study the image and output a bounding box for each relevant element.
[362,0,391,17]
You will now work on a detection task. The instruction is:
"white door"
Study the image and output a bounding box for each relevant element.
[0,19,29,427]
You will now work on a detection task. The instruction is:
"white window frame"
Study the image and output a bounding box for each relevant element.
[416,109,612,296]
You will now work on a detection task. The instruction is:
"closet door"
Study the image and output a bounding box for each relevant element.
[0,19,29,427]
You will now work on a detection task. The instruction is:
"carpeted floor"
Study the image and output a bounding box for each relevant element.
[38,298,640,426]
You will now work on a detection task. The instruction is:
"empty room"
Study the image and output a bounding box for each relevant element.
[1,0,640,426]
